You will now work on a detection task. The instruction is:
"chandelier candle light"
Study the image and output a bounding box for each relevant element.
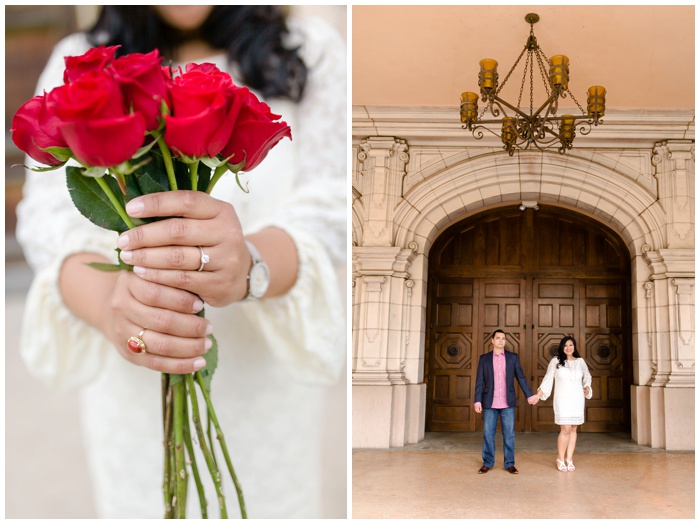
[460,13,606,155]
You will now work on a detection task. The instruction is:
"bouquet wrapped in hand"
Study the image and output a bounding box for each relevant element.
[11,44,291,519]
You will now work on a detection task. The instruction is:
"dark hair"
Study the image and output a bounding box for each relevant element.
[491,329,505,339]
[86,6,307,102]
[556,336,581,368]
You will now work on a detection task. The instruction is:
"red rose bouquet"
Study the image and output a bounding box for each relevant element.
[11,45,291,519]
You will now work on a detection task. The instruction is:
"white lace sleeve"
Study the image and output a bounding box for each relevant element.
[16,34,121,390]
[538,358,558,401]
[581,358,593,399]
[231,17,347,384]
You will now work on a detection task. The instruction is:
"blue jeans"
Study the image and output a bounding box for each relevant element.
[482,407,516,469]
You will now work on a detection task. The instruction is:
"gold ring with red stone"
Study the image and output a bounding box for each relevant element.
[127,329,148,354]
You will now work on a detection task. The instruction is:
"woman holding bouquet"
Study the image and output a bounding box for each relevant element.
[15,6,346,518]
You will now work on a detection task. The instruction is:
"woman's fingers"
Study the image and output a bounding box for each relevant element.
[120,245,215,272]
[126,190,221,220]
[110,272,214,373]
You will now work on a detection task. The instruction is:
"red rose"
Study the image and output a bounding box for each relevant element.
[110,49,170,130]
[221,90,292,171]
[63,45,119,84]
[47,71,146,167]
[164,63,244,158]
[11,95,68,166]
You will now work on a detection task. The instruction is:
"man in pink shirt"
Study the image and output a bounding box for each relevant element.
[474,329,539,474]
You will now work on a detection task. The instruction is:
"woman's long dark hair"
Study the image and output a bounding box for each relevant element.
[556,336,581,368]
[87,6,307,101]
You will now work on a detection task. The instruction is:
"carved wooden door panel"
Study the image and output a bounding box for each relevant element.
[426,277,477,432]
[531,279,581,431]
[426,278,529,432]
[579,279,629,431]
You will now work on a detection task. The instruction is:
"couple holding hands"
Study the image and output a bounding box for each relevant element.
[474,329,592,474]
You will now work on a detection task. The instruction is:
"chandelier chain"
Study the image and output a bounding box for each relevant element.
[568,89,586,115]
[496,44,528,98]
[516,52,528,110]
[535,49,551,99]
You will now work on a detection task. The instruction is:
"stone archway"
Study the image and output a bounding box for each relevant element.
[352,137,694,450]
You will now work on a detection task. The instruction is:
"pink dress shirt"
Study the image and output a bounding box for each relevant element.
[491,350,508,408]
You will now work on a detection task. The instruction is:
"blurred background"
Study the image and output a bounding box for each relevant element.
[5,5,348,518]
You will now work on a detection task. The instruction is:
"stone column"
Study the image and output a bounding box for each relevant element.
[640,140,695,450]
[352,137,425,447]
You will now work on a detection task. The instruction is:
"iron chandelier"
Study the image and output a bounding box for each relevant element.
[460,13,606,155]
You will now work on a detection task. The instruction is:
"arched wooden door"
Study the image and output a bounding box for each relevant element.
[425,206,631,433]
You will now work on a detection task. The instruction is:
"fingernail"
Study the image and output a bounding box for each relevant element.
[120,250,132,263]
[204,338,213,351]
[192,298,204,312]
[117,233,129,249]
[126,199,144,216]
[133,266,146,276]
[205,323,213,336]
[193,357,206,371]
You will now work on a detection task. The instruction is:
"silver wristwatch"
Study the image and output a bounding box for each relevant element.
[243,240,270,300]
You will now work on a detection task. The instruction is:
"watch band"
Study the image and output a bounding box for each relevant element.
[243,240,267,301]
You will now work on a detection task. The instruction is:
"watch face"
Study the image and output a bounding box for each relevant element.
[249,262,270,298]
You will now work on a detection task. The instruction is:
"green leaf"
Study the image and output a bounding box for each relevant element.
[40,145,73,163]
[19,162,67,173]
[66,166,129,233]
[198,333,218,392]
[87,262,124,272]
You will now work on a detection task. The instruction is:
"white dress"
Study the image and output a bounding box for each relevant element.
[15,16,346,519]
[538,357,593,425]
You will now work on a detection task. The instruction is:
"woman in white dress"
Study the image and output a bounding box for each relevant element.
[536,336,592,472]
[15,6,346,518]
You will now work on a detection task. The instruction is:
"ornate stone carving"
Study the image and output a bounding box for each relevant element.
[354,137,410,247]
[652,140,695,248]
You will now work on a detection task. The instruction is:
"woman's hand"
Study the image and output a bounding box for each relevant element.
[105,270,212,373]
[59,252,212,374]
[117,191,251,307]
[583,385,591,396]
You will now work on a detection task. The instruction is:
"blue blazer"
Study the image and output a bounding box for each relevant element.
[474,350,534,408]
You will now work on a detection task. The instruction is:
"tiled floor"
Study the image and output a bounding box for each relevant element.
[352,432,695,519]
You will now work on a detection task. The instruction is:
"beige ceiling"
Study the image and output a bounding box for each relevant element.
[352,5,695,111]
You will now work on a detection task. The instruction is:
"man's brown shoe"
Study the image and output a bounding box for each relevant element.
[478,465,491,474]
[506,466,519,474]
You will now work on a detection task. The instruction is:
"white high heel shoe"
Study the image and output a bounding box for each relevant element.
[565,459,575,472]
[556,458,567,472]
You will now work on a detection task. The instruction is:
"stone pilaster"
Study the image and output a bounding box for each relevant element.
[356,137,409,247]
[652,140,695,248]
[352,246,416,385]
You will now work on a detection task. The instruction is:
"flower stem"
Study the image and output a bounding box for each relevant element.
[189,159,200,191]
[157,136,178,191]
[162,376,174,518]
[195,371,247,518]
[172,381,188,518]
[206,164,229,194]
[95,175,135,229]
[183,390,208,518]
[186,374,228,518]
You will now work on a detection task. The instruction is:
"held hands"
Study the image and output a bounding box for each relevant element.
[527,395,540,405]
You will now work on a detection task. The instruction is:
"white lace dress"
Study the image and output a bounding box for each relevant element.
[538,357,593,425]
[15,16,346,519]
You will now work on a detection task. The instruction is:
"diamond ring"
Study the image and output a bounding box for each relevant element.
[197,246,210,272]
